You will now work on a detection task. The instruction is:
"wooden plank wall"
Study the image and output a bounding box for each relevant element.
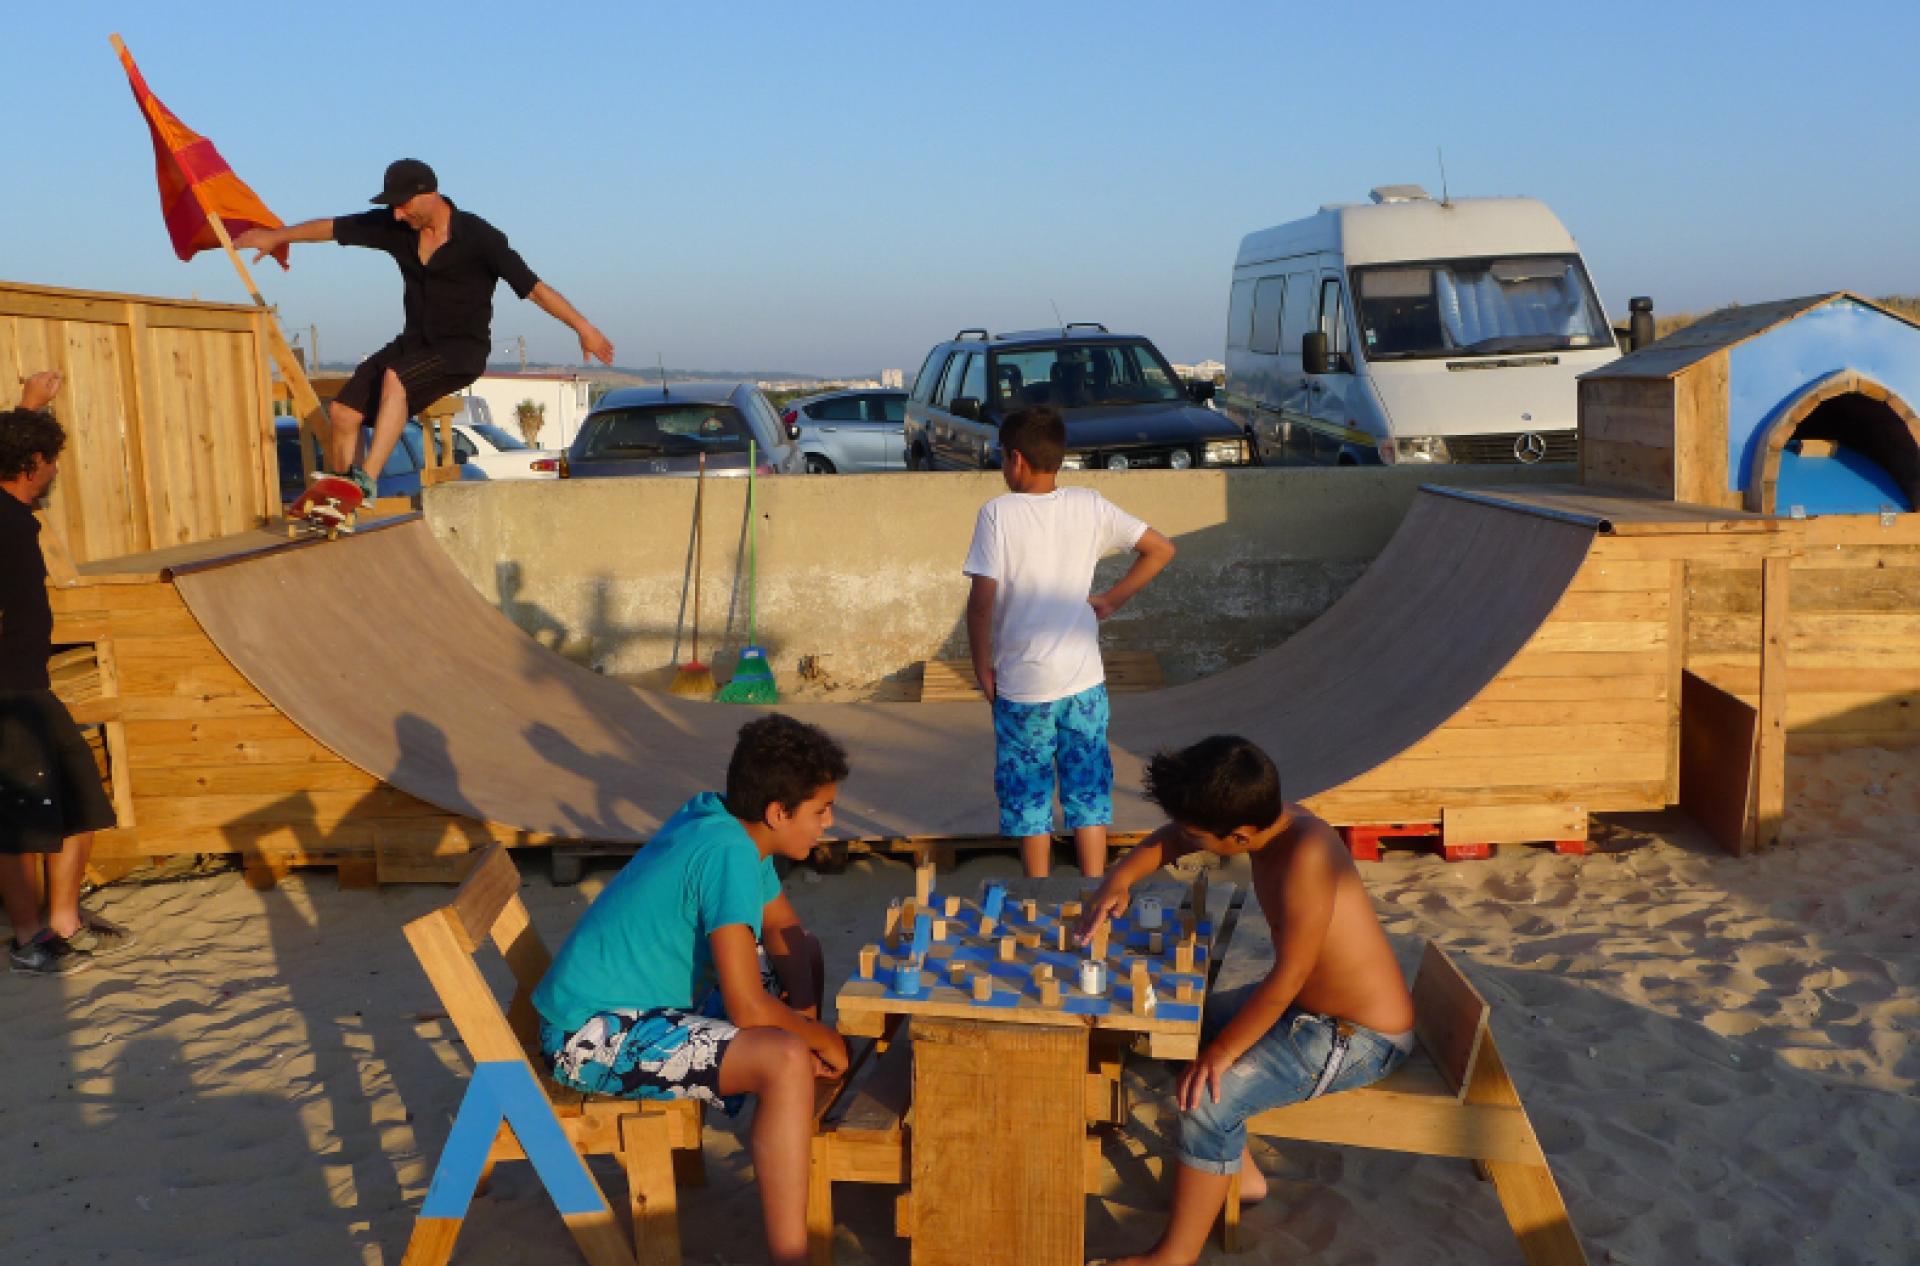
[0,281,280,565]
[1578,360,1741,511]
[1579,377,1679,498]
[46,576,543,882]
[1308,537,1675,827]
[1686,515,1920,752]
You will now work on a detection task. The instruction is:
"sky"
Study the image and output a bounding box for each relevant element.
[4,2,1918,376]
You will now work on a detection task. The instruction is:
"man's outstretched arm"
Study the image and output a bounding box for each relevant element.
[528,282,614,365]
[232,219,335,264]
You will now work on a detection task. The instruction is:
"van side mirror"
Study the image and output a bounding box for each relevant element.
[1302,331,1332,376]
[951,396,982,421]
[1186,379,1216,403]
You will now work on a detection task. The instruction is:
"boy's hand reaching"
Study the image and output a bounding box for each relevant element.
[1178,1043,1237,1111]
[1073,884,1129,943]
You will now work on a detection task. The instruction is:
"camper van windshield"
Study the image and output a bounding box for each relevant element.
[1352,255,1610,360]
[990,342,1186,409]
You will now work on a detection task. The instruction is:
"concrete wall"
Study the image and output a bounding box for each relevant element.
[426,465,1571,694]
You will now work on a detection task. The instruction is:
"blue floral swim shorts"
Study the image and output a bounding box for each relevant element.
[991,682,1113,837]
[538,956,783,1112]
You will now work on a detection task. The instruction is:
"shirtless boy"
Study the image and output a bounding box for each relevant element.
[1077,734,1415,1266]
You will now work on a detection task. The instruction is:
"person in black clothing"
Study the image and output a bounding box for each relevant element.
[235,158,615,500]
[1,373,132,977]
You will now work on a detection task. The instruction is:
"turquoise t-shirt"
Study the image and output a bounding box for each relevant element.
[533,792,782,1033]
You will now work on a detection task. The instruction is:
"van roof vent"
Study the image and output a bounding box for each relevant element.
[1368,184,1432,204]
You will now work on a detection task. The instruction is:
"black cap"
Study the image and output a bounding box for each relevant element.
[371,158,437,206]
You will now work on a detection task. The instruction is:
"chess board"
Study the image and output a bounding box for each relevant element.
[835,868,1243,1060]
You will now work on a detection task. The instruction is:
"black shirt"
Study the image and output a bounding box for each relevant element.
[0,492,52,691]
[334,199,541,376]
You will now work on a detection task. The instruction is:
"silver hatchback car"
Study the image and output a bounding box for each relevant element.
[783,389,908,473]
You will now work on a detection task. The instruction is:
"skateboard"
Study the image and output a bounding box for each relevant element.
[285,475,365,539]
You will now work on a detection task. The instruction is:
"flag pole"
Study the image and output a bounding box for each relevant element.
[110,32,327,489]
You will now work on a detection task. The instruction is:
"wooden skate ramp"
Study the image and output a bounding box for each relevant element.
[169,490,1598,842]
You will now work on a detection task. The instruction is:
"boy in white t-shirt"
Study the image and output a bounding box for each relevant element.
[963,406,1176,877]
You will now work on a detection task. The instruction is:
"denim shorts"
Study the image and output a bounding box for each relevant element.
[991,682,1112,837]
[1178,984,1413,1174]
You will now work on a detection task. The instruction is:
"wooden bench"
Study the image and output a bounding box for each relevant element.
[1223,942,1587,1265]
[401,844,705,1266]
[808,1034,913,1265]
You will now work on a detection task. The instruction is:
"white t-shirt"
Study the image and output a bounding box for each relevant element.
[962,487,1148,704]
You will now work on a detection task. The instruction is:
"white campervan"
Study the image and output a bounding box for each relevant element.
[1222,186,1618,465]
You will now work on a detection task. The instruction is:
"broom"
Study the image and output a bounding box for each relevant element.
[668,452,717,697]
[715,439,779,704]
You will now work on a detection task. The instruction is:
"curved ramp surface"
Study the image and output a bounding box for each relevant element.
[172,492,1595,841]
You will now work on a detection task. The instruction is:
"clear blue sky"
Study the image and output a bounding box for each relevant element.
[5,2,1917,375]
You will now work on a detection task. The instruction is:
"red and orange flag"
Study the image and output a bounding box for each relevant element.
[112,36,289,269]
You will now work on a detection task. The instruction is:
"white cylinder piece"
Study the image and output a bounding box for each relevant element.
[1135,896,1164,930]
[1079,958,1109,996]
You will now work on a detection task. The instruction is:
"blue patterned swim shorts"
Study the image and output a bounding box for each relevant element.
[538,956,783,1112]
[991,682,1113,837]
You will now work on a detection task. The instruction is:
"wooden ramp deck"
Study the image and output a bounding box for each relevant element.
[47,483,1863,879]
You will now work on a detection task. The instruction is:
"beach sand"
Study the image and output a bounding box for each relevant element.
[3,745,1914,1265]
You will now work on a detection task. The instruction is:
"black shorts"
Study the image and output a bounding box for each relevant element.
[333,338,480,421]
[0,690,117,854]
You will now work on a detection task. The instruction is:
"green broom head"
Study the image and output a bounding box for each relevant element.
[715,645,778,704]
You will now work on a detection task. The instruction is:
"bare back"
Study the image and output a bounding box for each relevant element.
[1249,807,1414,1035]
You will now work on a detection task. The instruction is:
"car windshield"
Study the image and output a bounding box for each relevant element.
[579,405,752,459]
[471,423,529,451]
[989,342,1185,409]
[1352,255,1611,359]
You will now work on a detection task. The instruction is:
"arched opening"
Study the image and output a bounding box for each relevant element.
[1747,372,1920,515]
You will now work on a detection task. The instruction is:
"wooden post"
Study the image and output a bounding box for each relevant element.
[916,861,936,906]
[1751,555,1790,853]
[909,1019,1086,1266]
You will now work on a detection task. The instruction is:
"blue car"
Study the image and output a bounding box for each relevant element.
[275,417,488,501]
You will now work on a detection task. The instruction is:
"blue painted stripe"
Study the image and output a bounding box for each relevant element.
[420,1068,507,1219]
[475,1063,614,1218]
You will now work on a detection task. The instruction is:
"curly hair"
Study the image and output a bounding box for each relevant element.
[724,713,851,822]
[0,408,65,482]
[1143,735,1283,838]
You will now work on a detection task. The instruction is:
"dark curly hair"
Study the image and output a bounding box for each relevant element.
[0,408,65,482]
[1143,735,1283,838]
[725,713,850,822]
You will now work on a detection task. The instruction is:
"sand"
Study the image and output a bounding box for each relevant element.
[3,745,1915,1265]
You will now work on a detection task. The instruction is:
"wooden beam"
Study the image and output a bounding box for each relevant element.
[1752,555,1790,852]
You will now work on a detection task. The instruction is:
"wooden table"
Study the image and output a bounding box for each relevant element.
[833,871,1243,1266]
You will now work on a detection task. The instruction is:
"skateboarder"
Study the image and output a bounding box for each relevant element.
[2,372,134,975]
[234,158,615,500]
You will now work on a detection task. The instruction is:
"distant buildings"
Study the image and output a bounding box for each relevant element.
[1173,359,1226,383]
[880,368,905,389]
[754,376,884,393]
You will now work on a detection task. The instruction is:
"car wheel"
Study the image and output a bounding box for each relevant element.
[805,455,836,475]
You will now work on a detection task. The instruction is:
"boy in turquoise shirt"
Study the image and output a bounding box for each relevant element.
[534,714,850,1266]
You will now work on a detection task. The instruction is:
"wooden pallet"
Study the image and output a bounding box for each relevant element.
[918,650,1165,703]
